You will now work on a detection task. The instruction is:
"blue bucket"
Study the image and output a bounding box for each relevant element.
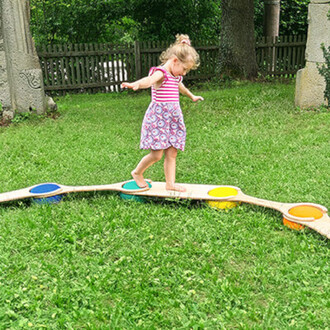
[30,183,63,205]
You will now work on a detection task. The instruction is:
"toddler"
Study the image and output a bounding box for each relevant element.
[122,34,203,192]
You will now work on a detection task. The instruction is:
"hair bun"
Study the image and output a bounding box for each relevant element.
[181,39,191,46]
[175,34,191,46]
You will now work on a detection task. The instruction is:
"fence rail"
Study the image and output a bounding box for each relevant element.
[37,35,306,95]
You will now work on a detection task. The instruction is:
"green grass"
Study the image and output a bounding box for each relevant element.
[0,82,329,328]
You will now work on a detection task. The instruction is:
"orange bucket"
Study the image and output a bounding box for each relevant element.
[283,205,323,231]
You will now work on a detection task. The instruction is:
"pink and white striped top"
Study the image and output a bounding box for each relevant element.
[149,67,183,103]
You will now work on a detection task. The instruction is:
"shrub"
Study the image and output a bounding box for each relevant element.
[317,43,330,107]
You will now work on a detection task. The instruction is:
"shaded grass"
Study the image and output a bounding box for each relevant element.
[0,82,329,328]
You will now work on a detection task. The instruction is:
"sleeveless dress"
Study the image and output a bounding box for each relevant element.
[140,66,186,151]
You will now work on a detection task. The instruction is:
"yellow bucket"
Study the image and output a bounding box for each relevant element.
[207,187,240,210]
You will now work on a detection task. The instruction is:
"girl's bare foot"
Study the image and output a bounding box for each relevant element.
[166,183,186,192]
[131,170,148,188]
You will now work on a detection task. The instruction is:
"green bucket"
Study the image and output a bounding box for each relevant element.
[120,181,152,202]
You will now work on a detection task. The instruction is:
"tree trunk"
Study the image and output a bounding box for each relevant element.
[264,0,280,37]
[263,0,280,73]
[219,0,258,79]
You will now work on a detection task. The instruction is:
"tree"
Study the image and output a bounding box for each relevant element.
[30,0,221,45]
[264,0,280,37]
[219,0,258,79]
[30,0,136,45]
[254,0,310,38]
[130,0,221,41]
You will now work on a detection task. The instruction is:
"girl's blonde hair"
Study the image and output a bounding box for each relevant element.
[160,34,200,70]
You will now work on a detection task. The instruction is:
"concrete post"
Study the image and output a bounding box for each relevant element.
[0,0,56,120]
[295,0,330,108]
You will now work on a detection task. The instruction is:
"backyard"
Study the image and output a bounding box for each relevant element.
[0,82,329,328]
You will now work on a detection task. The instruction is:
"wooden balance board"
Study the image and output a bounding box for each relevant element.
[0,180,329,239]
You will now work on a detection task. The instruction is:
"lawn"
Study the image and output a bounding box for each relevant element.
[0,82,329,328]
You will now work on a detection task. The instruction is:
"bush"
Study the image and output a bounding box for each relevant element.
[318,43,330,107]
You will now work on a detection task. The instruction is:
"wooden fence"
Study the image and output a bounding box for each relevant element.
[37,36,306,95]
[256,35,307,76]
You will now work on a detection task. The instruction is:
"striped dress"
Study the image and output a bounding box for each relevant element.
[140,66,186,151]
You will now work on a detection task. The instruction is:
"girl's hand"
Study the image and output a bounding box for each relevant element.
[192,95,204,102]
[121,82,139,91]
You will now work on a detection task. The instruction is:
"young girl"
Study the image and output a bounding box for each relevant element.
[122,34,203,192]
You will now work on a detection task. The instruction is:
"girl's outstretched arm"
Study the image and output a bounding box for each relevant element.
[179,83,204,102]
[122,71,164,91]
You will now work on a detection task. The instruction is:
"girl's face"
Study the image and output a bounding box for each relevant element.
[170,57,193,77]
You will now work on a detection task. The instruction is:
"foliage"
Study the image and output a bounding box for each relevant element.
[317,44,330,107]
[10,112,51,124]
[11,112,32,124]
[317,12,330,107]
[280,0,310,35]
[254,0,310,38]
[30,0,135,44]
[29,1,309,45]
[30,0,221,45]
[130,0,221,41]
[0,83,329,328]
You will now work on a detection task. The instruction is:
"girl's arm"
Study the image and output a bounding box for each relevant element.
[122,71,164,91]
[179,83,204,102]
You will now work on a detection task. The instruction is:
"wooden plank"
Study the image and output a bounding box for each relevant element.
[44,81,141,91]
[58,44,65,87]
[110,48,116,91]
[128,43,133,80]
[288,35,293,73]
[37,47,134,57]
[301,35,307,67]
[41,44,49,87]
[100,44,106,91]
[105,44,111,91]
[84,43,90,93]
[147,41,151,70]
[292,35,297,71]
[116,46,121,91]
[93,43,99,91]
[120,49,126,83]
[53,44,59,86]
[134,41,141,80]
[69,44,76,87]
[258,36,265,71]
[277,36,282,73]
[256,41,306,48]
[90,43,95,90]
[75,43,82,86]
[79,44,86,86]
[63,44,70,86]
[46,44,54,87]
[1,180,329,238]
[283,35,288,73]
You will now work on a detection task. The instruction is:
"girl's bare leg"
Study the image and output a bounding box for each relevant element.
[132,150,163,187]
[164,147,186,192]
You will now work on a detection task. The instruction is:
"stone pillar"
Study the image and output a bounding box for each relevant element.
[0,0,55,120]
[295,0,330,108]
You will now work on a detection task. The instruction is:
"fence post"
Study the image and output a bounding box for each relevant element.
[134,41,141,80]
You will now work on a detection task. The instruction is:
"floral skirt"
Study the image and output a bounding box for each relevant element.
[140,102,186,151]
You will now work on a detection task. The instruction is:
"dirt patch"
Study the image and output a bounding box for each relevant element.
[0,116,11,127]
